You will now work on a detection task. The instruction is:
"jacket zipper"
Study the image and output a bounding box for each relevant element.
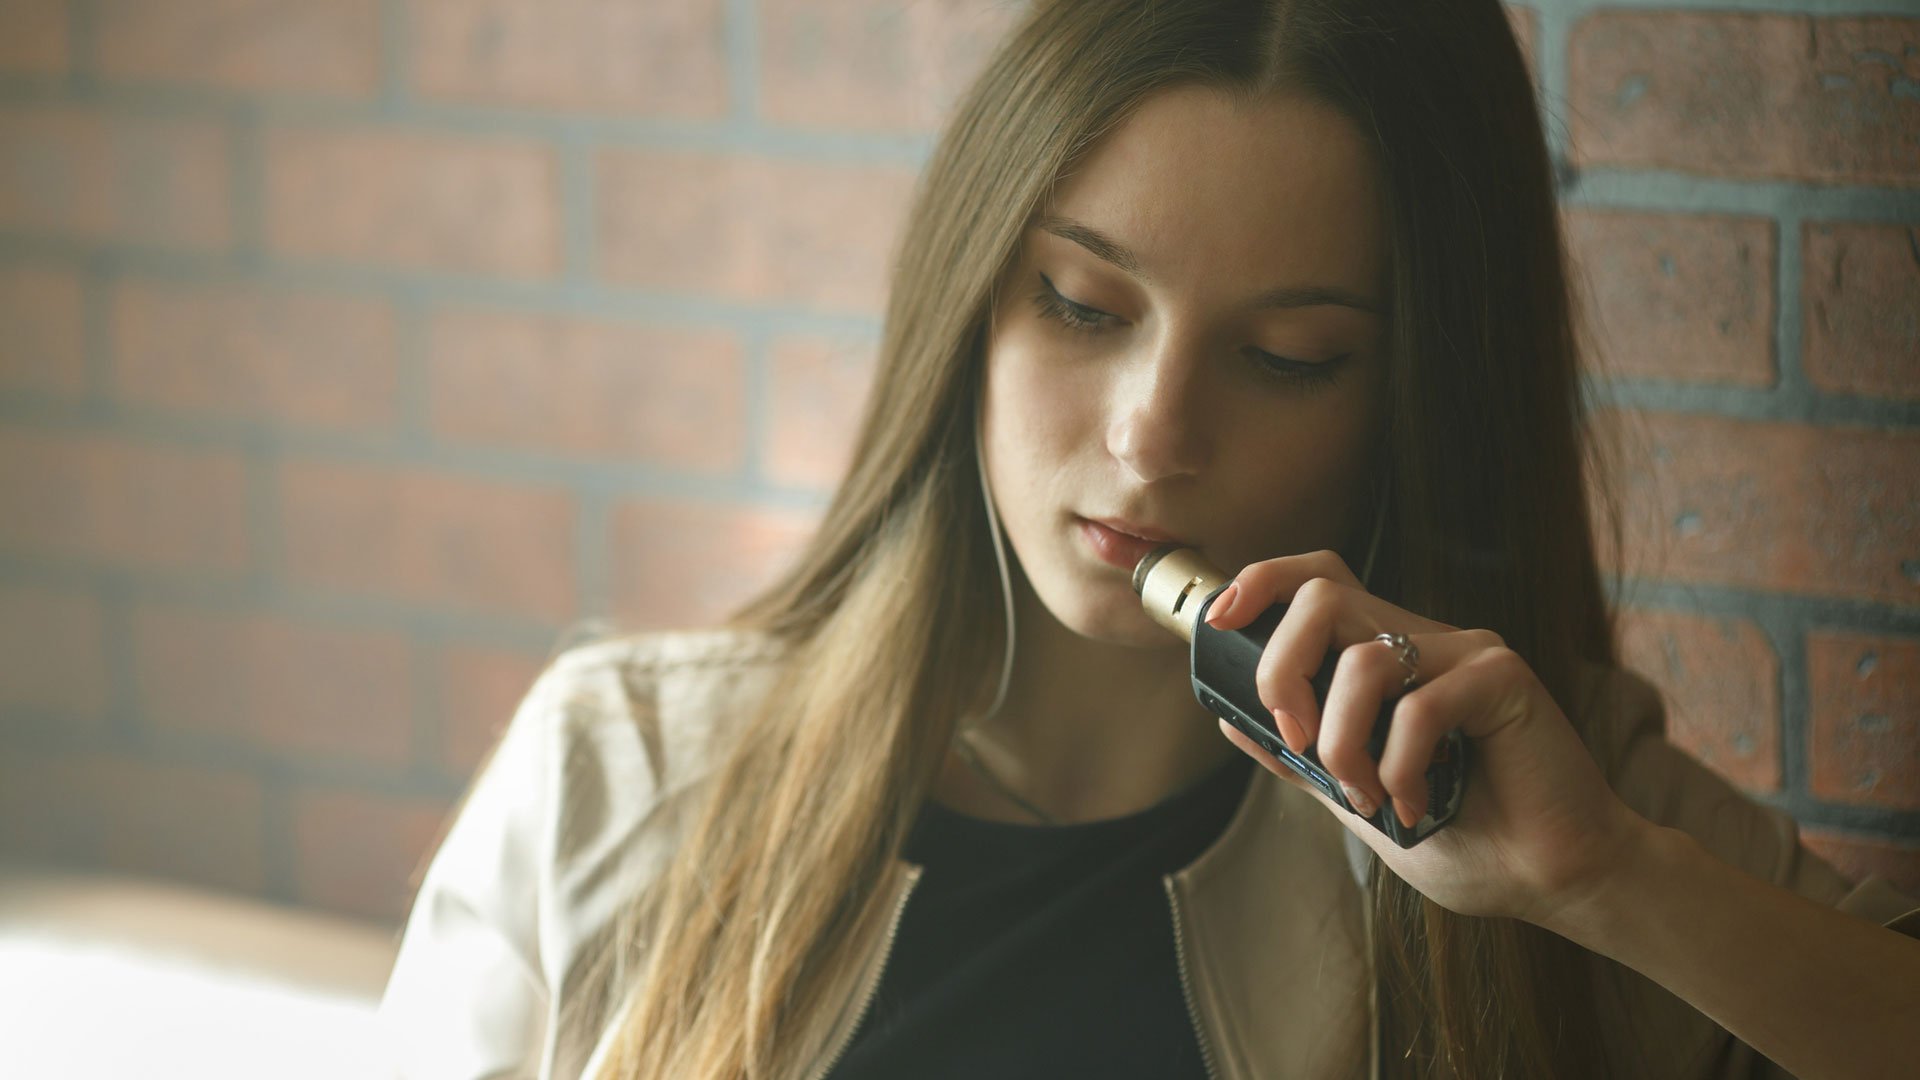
[805,863,923,1080]
[1163,874,1221,1080]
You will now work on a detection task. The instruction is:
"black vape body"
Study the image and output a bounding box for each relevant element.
[1128,539,1472,848]
[1189,585,1469,847]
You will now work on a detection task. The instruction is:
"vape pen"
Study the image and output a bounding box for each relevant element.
[1132,544,1469,848]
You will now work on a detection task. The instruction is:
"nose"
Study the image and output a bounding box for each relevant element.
[1105,335,1211,484]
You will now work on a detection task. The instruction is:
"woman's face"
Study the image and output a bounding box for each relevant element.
[982,84,1391,649]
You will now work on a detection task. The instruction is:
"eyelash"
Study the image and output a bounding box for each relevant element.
[1030,273,1347,389]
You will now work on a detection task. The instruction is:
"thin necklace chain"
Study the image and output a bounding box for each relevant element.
[952,729,1060,825]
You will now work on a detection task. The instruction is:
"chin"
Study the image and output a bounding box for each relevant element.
[1035,563,1183,649]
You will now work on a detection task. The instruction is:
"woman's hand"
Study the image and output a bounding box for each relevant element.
[1204,549,1654,929]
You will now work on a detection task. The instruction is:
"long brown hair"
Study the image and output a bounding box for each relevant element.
[559,1,1639,1075]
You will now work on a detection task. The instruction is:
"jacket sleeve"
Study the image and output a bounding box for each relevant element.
[1577,663,1920,1079]
[373,653,575,1080]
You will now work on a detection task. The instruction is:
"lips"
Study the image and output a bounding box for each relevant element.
[1084,516,1190,546]
[1077,516,1191,572]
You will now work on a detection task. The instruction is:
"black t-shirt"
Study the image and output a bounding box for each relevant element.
[826,749,1257,1079]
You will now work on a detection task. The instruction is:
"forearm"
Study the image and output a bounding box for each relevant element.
[1543,822,1920,1080]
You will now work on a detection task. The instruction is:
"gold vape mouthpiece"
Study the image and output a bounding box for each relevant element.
[1131,544,1230,644]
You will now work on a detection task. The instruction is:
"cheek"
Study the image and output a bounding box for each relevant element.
[985,338,1088,464]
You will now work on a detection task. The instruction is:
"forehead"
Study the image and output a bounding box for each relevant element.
[1034,84,1389,308]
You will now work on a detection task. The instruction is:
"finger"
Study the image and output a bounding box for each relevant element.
[1316,639,1391,815]
[1203,549,1361,632]
[1371,682,1452,830]
[1277,616,1501,750]
[1317,628,1507,817]
[1251,575,1345,747]
[1374,643,1524,827]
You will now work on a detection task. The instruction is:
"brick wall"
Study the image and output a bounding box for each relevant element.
[0,1,1912,927]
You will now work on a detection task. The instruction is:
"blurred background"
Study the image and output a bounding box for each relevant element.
[0,0,1913,1074]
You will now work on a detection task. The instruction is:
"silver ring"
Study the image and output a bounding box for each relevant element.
[1373,632,1419,690]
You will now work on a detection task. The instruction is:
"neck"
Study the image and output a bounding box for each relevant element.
[943,557,1239,824]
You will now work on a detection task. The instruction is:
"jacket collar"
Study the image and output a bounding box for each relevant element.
[1161,764,1375,1079]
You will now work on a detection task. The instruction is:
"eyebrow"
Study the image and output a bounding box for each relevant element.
[1034,214,1383,316]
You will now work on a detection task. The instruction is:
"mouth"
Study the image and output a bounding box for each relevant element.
[1075,515,1193,572]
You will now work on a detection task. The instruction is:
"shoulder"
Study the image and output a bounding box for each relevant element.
[524,625,794,976]
[377,626,794,1077]
[528,624,794,806]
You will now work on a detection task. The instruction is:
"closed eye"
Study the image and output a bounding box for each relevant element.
[1031,272,1112,333]
[1029,271,1350,390]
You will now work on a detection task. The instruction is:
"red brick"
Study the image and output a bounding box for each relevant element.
[608,498,819,631]
[1617,608,1780,793]
[1596,411,1920,607]
[1801,222,1920,403]
[264,125,561,278]
[1807,630,1920,812]
[596,148,917,314]
[1800,827,1920,900]
[436,642,548,773]
[0,103,232,250]
[0,581,109,723]
[1566,210,1775,387]
[278,460,577,621]
[0,427,252,574]
[289,784,451,925]
[1568,13,1920,187]
[764,333,878,491]
[409,0,726,118]
[131,604,414,768]
[111,278,402,432]
[94,0,380,99]
[0,264,86,399]
[757,0,1019,133]
[425,307,746,471]
[0,746,267,895]
[0,0,68,77]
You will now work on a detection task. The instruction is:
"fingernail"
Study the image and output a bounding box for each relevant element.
[1393,797,1419,828]
[1339,781,1377,817]
[1206,582,1239,625]
[1272,708,1304,753]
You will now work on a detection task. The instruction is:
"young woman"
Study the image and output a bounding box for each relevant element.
[377,1,1920,1077]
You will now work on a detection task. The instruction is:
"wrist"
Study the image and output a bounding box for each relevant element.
[1540,817,1695,955]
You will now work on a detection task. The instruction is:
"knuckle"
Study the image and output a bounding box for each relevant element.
[1484,644,1528,677]
[1310,548,1357,584]
[1334,640,1373,682]
[1255,635,1292,683]
[1344,638,1392,681]
[1297,575,1342,608]
[1323,747,1367,784]
[1391,693,1437,733]
[1378,759,1423,793]
[1253,665,1284,714]
[1468,627,1506,651]
[1317,724,1368,775]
